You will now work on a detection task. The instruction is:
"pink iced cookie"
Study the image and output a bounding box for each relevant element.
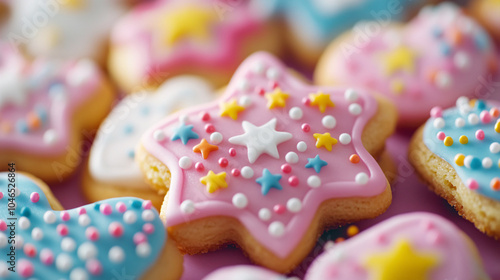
[315,2,498,127]
[305,212,489,280]
[0,42,114,182]
[108,0,281,92]
[137,52,396,272]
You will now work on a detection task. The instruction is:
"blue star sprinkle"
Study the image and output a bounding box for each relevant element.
[305,155,328,173]
[171,123,199,145]
[256,168,283,195]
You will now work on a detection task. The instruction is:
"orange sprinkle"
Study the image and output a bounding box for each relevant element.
[491,178,500,191]
[347,225,359,237]
[26,113,41,129]
[335,237,345,243]
[0,122,12,133]
[491,108,500,118]
[349,154,360,164]
[448,28,462,45]
[489,58,498,74]
[469,99,476,107]
[427,69,438,83]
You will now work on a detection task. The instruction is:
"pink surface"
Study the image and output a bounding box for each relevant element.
[53,130,500,280]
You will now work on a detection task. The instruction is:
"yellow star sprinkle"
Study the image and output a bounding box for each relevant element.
[159,6,216,46]
[381,46,417,75]
[200,171,228,194]
[365,239,439,280]
[309,92,335,113]
[220,99,245,120]
[265,88,289,109]
[62,0,85,10]
[313,133,338,151]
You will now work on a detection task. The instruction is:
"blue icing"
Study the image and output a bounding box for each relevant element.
[0,173,166,279]
[423,101,500,201]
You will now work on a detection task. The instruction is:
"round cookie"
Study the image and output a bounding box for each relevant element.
[315,2,497,127]
[305,212,488,280]
[469,0,500,42]
[0,42,115,183]
[4,0,127,64]
[84,76,216,210]
[0,172,183,279]
[250,0,427,68]
[108,0,282,93]
[137,52,397,273]
[410,97,500,238]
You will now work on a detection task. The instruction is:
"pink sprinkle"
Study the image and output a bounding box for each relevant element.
[116,202,127,213]
[86,259,103,276]
[302,97,310,106]
[281,164,292,174]
[78,208,87,215]
[427,230,443,245]
[143,223,155,235]
[231,168,240,177]
[195,162,204,172]
[133,232,147,245]
[288,176,299,186]
[476,129,485,141]
[273,204,286,214]
[467,179,479,190]
[100,204,112,215]
[229,148,236,157]
[270,81,279,89]
[421,220,434,230]
[108,222,124,238]
[24,244,37,257]
[142,200,152,210]
[30,192,39,203]
[60,211,70,221]
[301,123,310,132]
[436,131,446,141]
[327,267,338,277]
[205,124,215,133]
[86,227,99,241]
[376,234,387,244]
[0,220,6,231]
[57,224,68,236]
[218,157,228,168]
[0,192,3,199]
[200,112,210,121]
[430,106,442,118]
[256,87,265,96]
[480,110,491,123]
[40,249,54,265]
[18,259,34,277]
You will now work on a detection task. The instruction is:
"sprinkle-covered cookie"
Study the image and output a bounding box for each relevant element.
[0,42,114,182]
[0,172,183,279]
[137,52,397,272]
[315,2,497,126]
[410,97,500,238]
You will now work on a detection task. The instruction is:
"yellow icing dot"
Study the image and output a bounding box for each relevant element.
[495,121,500,133]
[455,154,465,166]
[347,225,359,237]
[444,136,453,147]
[390,80,405,95]
[459,135,468,144]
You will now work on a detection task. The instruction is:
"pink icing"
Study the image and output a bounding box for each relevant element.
[141,52,387,258]
[0,42,104,156]
[305,212,484,280]
[110,0,267,85]
[317,3,496,125]
[203,265,283,280]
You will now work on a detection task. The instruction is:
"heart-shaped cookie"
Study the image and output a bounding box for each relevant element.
[315,2,497,126]
[137,52,397,272]
[0,172,182,279]
[0,42,114,182]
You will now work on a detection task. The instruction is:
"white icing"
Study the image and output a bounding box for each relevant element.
[0,51,27,108]
[88,76,214,188]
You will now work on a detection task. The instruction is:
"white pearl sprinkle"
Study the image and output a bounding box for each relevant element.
[43,129,57,145]
[339,133,351,145]
[123,210,137,224]
[179,114,189,123]
[232,193,248,209]
[109,246,125,263]
[239,96,252,107]
[490,142,500,154]
[455,118,465,128]
[77,242,97,261]
[15,236,23,248]
[178,156,192,169]
[19,217,30,230]
[31,227,43,241]
[289,107,303,120]
[78,214,90,227]
[153,130,166,142]
[464,155,474,169]
[456,96,469,108]
[355,172,369,185]
[0,262,8,277]
[435,71,452,88]
[180,200,195,214]
[268,221,285,237]
[297,141,307,152]
[15,188,20,197]
[321,115,336,129]
[285,152,299,164]
[210,132,223,144]
[454,51,470,69]
[238,79,250,91]
[468,113,479,125]
[0,233,7,248]
[56,253,73,272]
[258,208,271,221]
[44,211,57,224]
[141,210,155,222]
[241,166,254,179]
[433,118,445,129]
[482,157,493,169]
[344,88,358,102]
[136,243,151,258]
[286,198,302,213]
[307,175,321,188]
[61,237,76,252]
[69,268,88,280]
[252,61,265,74]
[348,103,362,115]
[266,68,279,80]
